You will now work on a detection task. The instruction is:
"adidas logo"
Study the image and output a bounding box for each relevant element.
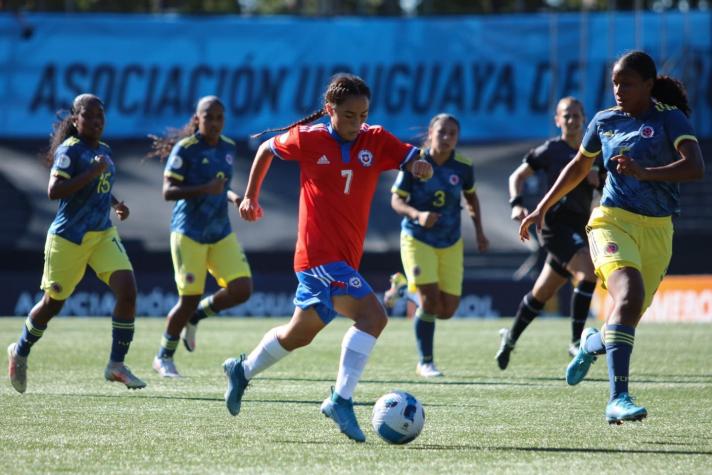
[202,158,209,164]
[317,155,330,165]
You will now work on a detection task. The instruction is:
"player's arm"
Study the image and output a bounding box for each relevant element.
[239,140,274,222]
[508,162,534,221]
[464,190,489,252]
[110,194,129,221]
[614,139,704,182]
[519,152,594,241]
[404,156,433,180]
[47,155,108,200]
[162,175,225,201]
[391,193,439,229]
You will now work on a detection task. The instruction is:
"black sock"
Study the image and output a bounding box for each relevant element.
[571,280,596,343]
[510,292,545,343]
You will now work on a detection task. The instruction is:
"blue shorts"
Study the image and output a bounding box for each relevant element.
[294,261,374,324]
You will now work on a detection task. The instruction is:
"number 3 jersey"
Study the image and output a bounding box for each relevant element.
[48,137,115,244]
[269,123,419,272]
[392,150,475,248]
[164,133,237,244]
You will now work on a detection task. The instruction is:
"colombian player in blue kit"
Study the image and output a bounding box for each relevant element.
[520,51,705,424]
[496,97,600,370]
[391,114,489,377]
[148,96,252,378]
[7,94,146,392]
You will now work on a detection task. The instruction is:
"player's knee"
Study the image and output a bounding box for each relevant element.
[226,278,252,305]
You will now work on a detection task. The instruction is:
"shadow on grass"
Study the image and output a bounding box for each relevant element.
[410,444,712,455]
[261,376,560,387]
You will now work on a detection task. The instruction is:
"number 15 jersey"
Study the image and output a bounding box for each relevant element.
[270,123,419,272]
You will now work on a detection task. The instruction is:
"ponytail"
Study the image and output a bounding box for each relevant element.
[147,120,197,161]
[251,109,326,140]
[45,113,78,167]
[652,75,691,117]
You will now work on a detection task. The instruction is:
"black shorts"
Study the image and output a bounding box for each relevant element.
[538,213,588,277]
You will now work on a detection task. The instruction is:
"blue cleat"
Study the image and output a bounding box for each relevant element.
[606,393,647,425]
[320,389,366,443]
[565,327,599,385]
[223,354,249,416]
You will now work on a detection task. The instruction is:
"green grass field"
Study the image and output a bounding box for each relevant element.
[1,317,711,474]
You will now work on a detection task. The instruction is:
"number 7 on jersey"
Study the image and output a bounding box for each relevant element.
[341,169,353,194]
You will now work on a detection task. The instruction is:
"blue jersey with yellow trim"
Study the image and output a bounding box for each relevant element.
[164,133,237,244]
[581,103,697,217]
[392,150,475,248]
[48,137,114,244]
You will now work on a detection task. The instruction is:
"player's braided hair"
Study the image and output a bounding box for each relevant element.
[422,113,460,149]
[147,96,225,161]
[45,93,103,166]
[616,50,691,117]
[251,73,371,139]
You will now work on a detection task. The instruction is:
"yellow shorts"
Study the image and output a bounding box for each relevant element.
[587,206,673,313]
[171,232,252,296]
[41,227,133,300]
[400,233,463,297]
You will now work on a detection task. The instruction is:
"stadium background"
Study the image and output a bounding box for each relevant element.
[0,1,710,319]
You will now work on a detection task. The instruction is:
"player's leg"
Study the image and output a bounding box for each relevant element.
[91,228,145,389]
[184,234,253,352]
[9,233,86,393]
[496,260,566,370]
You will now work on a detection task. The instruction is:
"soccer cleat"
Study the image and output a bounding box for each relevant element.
[565,328,598,385]
[104,362,147,389]
[181,322,198,352]
[495,328,515,370]
[605,393,647,424]
[416,361,444,378]
[320,389,366,443]
[223,354,249,416]
[568,340,580,358]
[152,356,181,378]
[7,343,27,394]
[384,272,408,309]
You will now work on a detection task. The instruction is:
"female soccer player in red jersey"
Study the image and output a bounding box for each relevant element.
[7,93,146,392]
[222,73,432,442]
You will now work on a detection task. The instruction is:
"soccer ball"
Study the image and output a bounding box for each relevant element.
[371,391,425,444]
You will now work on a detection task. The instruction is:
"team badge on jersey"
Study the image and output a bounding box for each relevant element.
[641,125,655,138]
[225,154,234,165]
[349,277,362,288]
[449,174,460,185]
[169,155,183,169]
[604,242,619,255]
[358,149,373,167]
[56,154,71,169]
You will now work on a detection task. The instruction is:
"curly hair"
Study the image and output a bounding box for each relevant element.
[252,73,371,139]
[45,93,103,166]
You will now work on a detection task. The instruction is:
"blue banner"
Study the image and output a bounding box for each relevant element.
[0,12,710,141]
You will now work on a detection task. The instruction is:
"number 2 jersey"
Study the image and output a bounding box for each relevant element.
[48,136,115,244]
[269,123,419,272]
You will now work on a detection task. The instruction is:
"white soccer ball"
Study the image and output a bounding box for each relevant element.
[371,390,425,444]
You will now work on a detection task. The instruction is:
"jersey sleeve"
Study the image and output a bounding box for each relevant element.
[51,144,78,179]
[664,108,698,150]
[376,127,419,171]
[269,126,301,161]
[463,162,476,194]
[580,114,602,158]
[523,143,547,171]
[164,143,189,182]
[391,170,412,198]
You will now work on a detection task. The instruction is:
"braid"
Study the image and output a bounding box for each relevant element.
[147,120,197,161]
[250,109,326,139]
[652,75,691,117]
[45,113,77,167]
[251,73,370,140]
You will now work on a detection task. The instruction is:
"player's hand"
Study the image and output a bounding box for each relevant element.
[612,155,647,180]
[476,233,490,252]
[417,211,439,228]
[230,193,242,208]
[204,176,227,195]
[411,159,433,181]
[585,169,601,188]
[113,201,129,221]
[239,197,264,222]
[519,207,545,241]
[510,204,528,222]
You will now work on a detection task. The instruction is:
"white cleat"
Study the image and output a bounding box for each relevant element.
[152,356,181,378]
[181,323,197,352]
[104,362,147,389]
[7,343,28,393]
[416,361,444,378]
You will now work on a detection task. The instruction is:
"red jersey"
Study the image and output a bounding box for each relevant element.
[269,123,418,272]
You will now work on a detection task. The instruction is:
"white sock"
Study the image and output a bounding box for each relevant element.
[334,327,377,401]
[242,328,290,380]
